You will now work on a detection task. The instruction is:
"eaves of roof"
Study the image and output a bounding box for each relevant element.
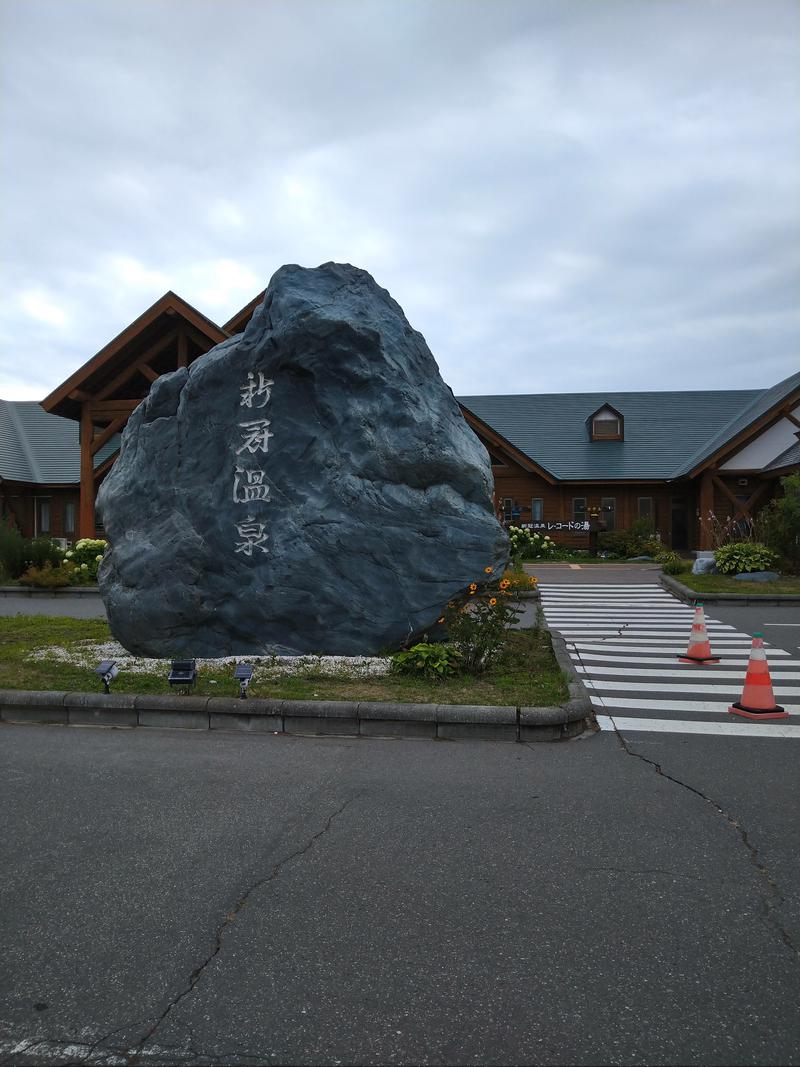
[0,401,118,485]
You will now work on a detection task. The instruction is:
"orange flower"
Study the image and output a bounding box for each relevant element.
[499,579,510,589]
[469,583,477,591]
[529,576,538,586]
[484,566,493,574]
[489,597,497,606]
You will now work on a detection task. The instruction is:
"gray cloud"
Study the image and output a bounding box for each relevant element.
[1,0,798,400]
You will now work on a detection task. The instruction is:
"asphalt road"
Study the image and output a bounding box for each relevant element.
[2,724,799,1066]
[0,594,106,620]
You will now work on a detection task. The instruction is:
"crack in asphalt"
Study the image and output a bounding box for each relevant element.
[613,729,799,960]
[130,796,358,1054]
[553,619,798,964]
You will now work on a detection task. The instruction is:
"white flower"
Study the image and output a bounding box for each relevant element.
[95,555,103,562]
[81,563,88,570]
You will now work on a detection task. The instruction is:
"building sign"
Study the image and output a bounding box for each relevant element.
[521,521,590,532]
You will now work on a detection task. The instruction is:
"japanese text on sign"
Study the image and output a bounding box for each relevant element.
[232,370,274,556]
[521,521,590,532]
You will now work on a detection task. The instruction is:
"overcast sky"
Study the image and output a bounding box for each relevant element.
[1,0,798,403]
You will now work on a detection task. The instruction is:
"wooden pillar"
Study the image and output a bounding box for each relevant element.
[79,404,95,538]
[698,470,714,550]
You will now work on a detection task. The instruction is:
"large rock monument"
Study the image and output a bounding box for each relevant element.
[97,262,508,656]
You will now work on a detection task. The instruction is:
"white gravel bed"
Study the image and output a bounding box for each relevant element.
[25,640,392,677]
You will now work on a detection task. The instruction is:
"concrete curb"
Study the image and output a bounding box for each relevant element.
[0,679,588,743]
[0,586,101,597]
[660,573,800,605]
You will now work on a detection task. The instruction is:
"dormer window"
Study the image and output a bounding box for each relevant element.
[588,404,624,441]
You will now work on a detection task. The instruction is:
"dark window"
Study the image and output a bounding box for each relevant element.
[637,497,653,522]
[64,501,77,534]
[531,498,544,521]
[573,497,587,522]
[35,498,51,535]
[502,497,513,523]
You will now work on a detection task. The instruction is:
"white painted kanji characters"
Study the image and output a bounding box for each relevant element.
[236,418,274,455]
[234,516,270,556]
[240,371,273,409]
[233,467,270,504]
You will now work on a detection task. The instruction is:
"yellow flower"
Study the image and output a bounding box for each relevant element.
[529,577,538,586]
[469,583,477,591]
[489,597,497,606]
[499,579,510,589]
[484,566,493,574]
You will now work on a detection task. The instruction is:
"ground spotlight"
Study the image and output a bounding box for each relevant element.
[234,663,254,699]
[94,660,119,694]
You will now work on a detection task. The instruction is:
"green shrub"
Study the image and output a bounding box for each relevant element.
[19,561,72,588]
[23,536,64,571]
[0,521,26,581]
[508,525,557,562]
[757,474,800,574]
[598,526,662,559]
[714,542,779,575]
[656,550,685,575]
[440,573,525,673]
[63,538,107,582]
[391,643,462,678]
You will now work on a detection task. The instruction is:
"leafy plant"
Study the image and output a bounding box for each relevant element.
[63,538,107,582]
[439,569,526,673]
[24,536,64,571]
[756,474,800,574]
[714,541,779,575]
[655,550,685,575]
[0,521,26,581]
[598,527,662,559]
[699,511,755,549]
[19,561,72,588]
[508,525,556,563]
[391,642,462,678]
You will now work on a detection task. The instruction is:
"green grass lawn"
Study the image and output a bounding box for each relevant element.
[0,616,568,708]
[673,572,800,595]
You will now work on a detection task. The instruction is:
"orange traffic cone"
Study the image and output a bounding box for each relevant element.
[729,634,788,720]
[678,603,720,664]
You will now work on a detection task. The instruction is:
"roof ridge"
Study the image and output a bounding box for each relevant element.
[4,400,40,481]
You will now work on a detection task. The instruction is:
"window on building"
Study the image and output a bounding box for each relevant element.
[572,497,587,522]
[531,498,544,521]
[502,497,513,523]
[35,497,51,535]
[64,500,77,535]
[589,405,624,440]
[637,497,654,522]
[601,497,616,530]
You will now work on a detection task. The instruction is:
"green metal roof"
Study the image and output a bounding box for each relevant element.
[0,401,119,484]
[765,440,800,473]
[457,389,762,481]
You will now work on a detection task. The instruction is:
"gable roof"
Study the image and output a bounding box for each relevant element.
[764,440,800,474]
[42,291,228,422]
[457,389,761,481]
[0,401,119,485]
[671,369,800,478]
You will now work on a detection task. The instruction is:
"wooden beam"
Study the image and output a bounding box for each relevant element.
[95,327,178,401]
[90,415,127,457]
[712,473,742,514]
[93,452,119,483]
[782,408,800,430]
[79,405,95,537]
[139,364,159,384]
[698,470,715,549]
[183,322,220,354]
[68,388,91,402]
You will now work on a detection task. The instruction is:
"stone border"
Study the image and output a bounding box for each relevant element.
[660,573,800,605]
[0,674,589,743]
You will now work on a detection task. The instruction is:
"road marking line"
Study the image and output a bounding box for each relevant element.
[589,695,798,713]
[584,679,800,695]
[576,665,800,680]
[595,715,800,738]
[570,653,800,665]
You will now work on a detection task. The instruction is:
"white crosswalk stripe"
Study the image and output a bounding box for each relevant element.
[539,583,798,739]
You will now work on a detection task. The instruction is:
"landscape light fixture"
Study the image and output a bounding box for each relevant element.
[94,660,119,694]
[168,659,197,691]
[234,663,254,699]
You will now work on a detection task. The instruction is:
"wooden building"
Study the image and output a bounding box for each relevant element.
[1,288,798,551]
